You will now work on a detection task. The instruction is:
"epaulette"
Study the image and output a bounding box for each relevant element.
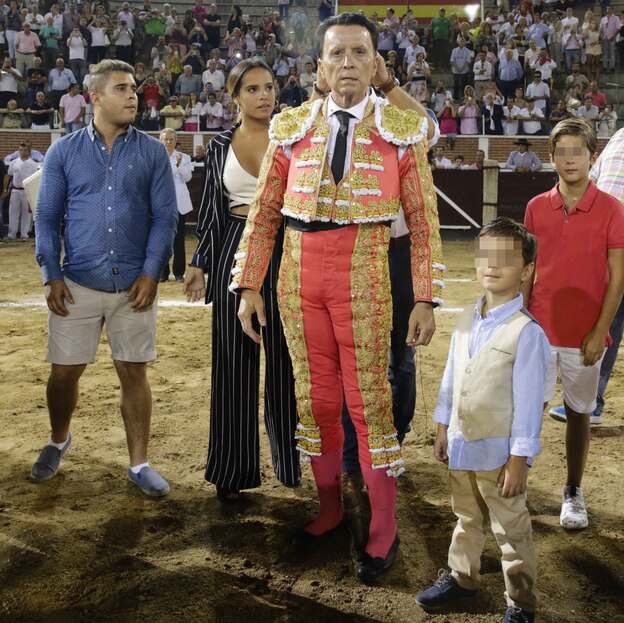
[268,99,324,146]
[374,99,429,146]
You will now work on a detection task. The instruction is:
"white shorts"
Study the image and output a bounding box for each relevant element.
[544,346,605,414]
[46,278,157,365]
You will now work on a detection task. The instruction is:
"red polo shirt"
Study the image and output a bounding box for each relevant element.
[524,181,624,348]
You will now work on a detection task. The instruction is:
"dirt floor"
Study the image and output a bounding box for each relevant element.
[0,237,622,623]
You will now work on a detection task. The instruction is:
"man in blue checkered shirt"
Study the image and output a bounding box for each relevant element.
[33,59,178,497]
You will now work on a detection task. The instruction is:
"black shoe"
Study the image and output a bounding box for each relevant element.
[174,276,184,283]
[415,569,478,611]
[355,534,400,585]
[159,276,169,283]
[502,607,535,623]
[216,485,242,502]
[292,518,345,547]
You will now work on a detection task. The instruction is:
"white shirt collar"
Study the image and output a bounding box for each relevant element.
[326,89,373,122]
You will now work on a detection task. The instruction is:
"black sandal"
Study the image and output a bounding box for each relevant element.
[216,486,242,502]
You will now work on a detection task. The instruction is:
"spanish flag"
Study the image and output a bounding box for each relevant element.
[338,1,475,22]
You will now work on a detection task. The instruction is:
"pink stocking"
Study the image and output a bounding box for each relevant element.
[305,451,344,536]
[362,465,397,558]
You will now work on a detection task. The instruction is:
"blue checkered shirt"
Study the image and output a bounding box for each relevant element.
[35,123,178,292]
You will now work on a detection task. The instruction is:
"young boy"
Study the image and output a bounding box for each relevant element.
[524,118,624,529]
[416,218,550,623]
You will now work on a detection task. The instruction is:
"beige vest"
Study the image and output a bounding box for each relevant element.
[449,306,532,442]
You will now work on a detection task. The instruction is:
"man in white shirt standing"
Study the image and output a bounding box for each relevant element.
[201,59,225,91]
[117,2,135,31]
[524,71,550,113]
[159,129,193,282]
[561,7,579,32]
[202,91,223,130]
[6,143,40,240]
[472,51,493,101]
[518,100,544,135]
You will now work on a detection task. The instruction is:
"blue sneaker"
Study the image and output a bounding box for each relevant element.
[415,569,478,611]
[502,606,535,623]
[30,434,72,482]
[549,405,603,426]
[127,466,170,497]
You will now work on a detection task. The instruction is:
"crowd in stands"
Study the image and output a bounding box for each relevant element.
[0,0,620,138]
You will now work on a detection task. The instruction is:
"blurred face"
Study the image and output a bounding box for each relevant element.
[169,96,178,106]
[91,71,138,127]
[476,236,531,295]
[36,92,45,104]
[318,25,376,105]
[160,130,176,153]
[19,146,30,159]
[235,67,275,121]
[56,59,64,69]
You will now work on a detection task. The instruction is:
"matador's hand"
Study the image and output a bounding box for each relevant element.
[406,301,436,347]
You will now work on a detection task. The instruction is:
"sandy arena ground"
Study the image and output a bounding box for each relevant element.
[0,237,622,623]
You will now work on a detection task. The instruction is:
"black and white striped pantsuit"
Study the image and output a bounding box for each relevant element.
[205,213,300,490]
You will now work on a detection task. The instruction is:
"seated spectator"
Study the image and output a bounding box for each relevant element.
[201,58,225,91]
[482,92,504,135]
[473,149,486,170]
[437,98,458,135]
[0,99,24,128]
[405,52,430,102]
[160,94,186,130]
[584,80,606,109]
[432,145,454,169]
[279,74,306,108]
[453,154,472,169]
[549,99,570,125]
[430,81,453,114]
[59,83,86,133]
[299,61,316,98]
[203,90,223,130]
[48,57,76,110]
[27,90,53,130]
[505,138,542,171]
[175,64,202,102]
[518,99,545,135]
[458,96,479,135]
[575,95,600,129]
[472,50,493,101]
[525,71,550,113]
[597,104,617,138]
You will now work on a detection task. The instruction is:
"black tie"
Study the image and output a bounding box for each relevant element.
[331,110,353,184]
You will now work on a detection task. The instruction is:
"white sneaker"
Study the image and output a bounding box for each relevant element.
[560,486,589,530]
[549,406,603,426]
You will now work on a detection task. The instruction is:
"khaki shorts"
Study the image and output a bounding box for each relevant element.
[544,346,605,414]
[47,278,157,365]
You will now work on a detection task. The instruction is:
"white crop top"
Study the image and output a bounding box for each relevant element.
[223,147,258,209]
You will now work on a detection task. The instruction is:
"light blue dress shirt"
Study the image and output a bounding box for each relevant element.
[433,294,551,471]
[35,122,178,292]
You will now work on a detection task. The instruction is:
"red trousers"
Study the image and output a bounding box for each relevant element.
[278,224,404,475]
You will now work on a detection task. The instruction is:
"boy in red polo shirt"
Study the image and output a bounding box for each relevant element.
[524,118,624,530]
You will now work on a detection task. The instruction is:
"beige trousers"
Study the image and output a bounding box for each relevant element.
[448,469,537,611]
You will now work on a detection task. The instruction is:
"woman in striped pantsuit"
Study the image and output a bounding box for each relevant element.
[184,59,300,499]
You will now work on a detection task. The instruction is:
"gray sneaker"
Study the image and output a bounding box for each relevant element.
[127,466,170,497]
[30,434,72,482]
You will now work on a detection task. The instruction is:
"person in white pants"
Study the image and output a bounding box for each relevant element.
[6,143,40,239]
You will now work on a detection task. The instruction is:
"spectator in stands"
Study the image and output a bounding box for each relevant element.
[88,18,109,64]
[600,6,620,73]
[183,90,202,130]
[585,80,607,109]
[289,6,308,43]
[202,58,225,91]
[437,97,458,136]
[160,94,185,130]
[452,154,469,169]
[474,149,486,170]
[524,39,540,68]
[118,2,135,31]
[203,4,221,51]
[432,145,454,169]
[476,22,497,53]
[377,24,395,58]
[25,57,47,107]
[482,91,505,135]
[530,48,557,84]
[597,104,618,138]
[565,63,589,92]
[431,80,452,114]
[279,73,306,107]
[5,1,22,61]
[48,57,76,110]
[549,99,570,125]
[0,57,22,108]
[299,61,316,98]
[525,71,550,114]
[59,82,86,133]
[561,7,579,33]
[319,0,333,23]
[503,96,521,135]
[175,64,201,101]
[113,19,134,66]
[405,52,430,103]
[520,99,545,135]
[505,138,542,171]
[576,95,600,130]
[137,73,164,110]
[472,50,493,101]
[15,22,41,77]
[203,90,223,130]
[458,95,479,135]
[263,33,281,68]
[562,25,583,73]
[27,90,53,130]
[227,5,243,34]
[584,19,601,81]
[450,38,473,101]
[499,47,524,100]
[67,27,88,84]
[0,98,24,128]
[431,8,452,69]
[40,15,61,69]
